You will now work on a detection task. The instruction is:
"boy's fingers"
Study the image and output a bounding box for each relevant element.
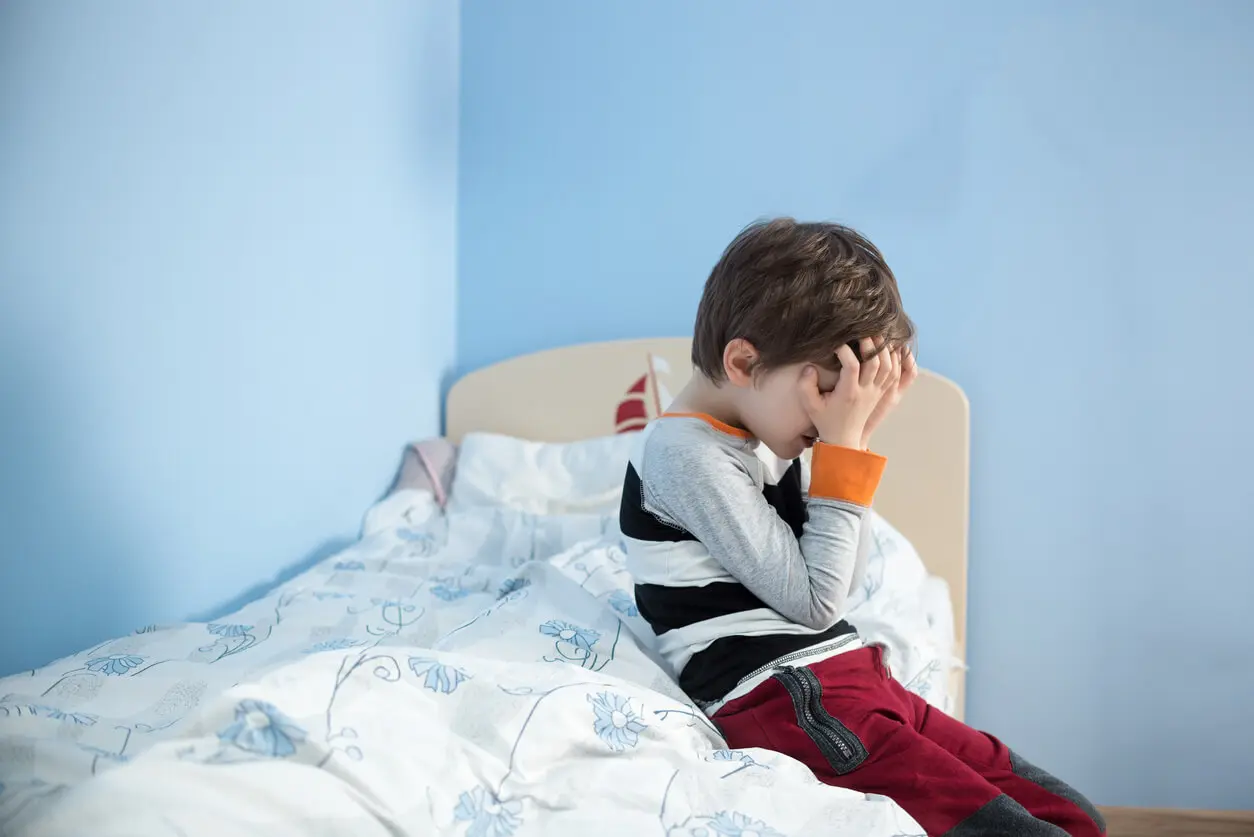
[799,366,826,413]
[903,346,917,376]
[835,345,860,384]
[884,346,901,387]
[900,347,918,387]
[878,345,898,387]
[858,338,878,386]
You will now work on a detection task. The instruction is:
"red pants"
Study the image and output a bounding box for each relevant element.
[712,647,1105,837]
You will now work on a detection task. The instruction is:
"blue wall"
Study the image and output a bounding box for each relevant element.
[461,0,1254,808]
[0,2,458,675]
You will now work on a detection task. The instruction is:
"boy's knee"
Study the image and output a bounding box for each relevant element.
[1009,750,1107,835]
[945,794,1070,836]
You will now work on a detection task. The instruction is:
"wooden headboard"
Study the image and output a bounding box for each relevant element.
[446,337,970,718]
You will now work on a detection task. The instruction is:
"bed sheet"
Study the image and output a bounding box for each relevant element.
[0,488,955,837]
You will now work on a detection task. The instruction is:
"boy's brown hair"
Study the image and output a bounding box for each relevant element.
[691,218,915,381]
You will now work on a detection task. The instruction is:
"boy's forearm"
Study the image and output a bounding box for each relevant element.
[848,512,872,598]
[802,444,883,616]
[798,499,869,620]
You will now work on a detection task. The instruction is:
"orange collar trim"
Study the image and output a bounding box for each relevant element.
[660,411,754,440]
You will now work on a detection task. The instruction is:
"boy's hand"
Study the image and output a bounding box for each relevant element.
[800,338,898,450]
[861,343,917,449]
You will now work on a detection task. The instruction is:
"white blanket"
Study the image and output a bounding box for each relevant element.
[0,488,955,836]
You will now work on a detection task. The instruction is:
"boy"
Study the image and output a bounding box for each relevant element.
[619,219,1104,836]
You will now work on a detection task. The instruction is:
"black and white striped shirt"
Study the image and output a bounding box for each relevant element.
[618,412,886,705]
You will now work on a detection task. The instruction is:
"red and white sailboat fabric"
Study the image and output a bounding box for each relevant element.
[615,354,675,434]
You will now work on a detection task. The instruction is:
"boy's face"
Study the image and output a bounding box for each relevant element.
[739,362,841,461]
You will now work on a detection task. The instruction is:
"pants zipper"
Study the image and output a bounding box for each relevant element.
[772,665,868,774]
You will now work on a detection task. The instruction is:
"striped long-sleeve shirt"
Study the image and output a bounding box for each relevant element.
[618,412,886,706]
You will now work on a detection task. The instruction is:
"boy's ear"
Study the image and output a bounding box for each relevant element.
[722,338,759,387]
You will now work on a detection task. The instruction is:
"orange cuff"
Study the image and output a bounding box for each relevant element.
[809,443,886,506]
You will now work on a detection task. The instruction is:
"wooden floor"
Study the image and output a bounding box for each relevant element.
[1100,807,1254,836]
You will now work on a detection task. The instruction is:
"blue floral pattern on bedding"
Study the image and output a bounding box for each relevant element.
[606,589,639,618]
[217,699,307,758]
[454,785,524,837]
[408,657,471,694]
[538,620,599,651]
[84,654,146,676]
[703,810,787,837]
[588,691,648,751]
[206,623,253,638]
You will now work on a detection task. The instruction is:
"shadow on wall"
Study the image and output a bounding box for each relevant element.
[0,331,152,674]
[188,536,355,624]
[439,367,460,436]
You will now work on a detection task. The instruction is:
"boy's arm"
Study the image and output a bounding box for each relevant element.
[804,451,874,603]
[848,513,873,602]
[642,442,885,631]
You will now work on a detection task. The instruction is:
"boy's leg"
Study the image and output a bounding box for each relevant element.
[815,709,1073,836]
[714,653,1070,836]
[894,679,1106,836]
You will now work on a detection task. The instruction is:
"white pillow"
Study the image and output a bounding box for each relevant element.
[447,431,636,515]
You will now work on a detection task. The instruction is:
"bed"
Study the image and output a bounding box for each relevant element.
[0,337,970,837]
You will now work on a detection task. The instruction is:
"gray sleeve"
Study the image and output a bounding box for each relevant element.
[804,452,873,606]
[641,442,868,631]
[848,513,872,601]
